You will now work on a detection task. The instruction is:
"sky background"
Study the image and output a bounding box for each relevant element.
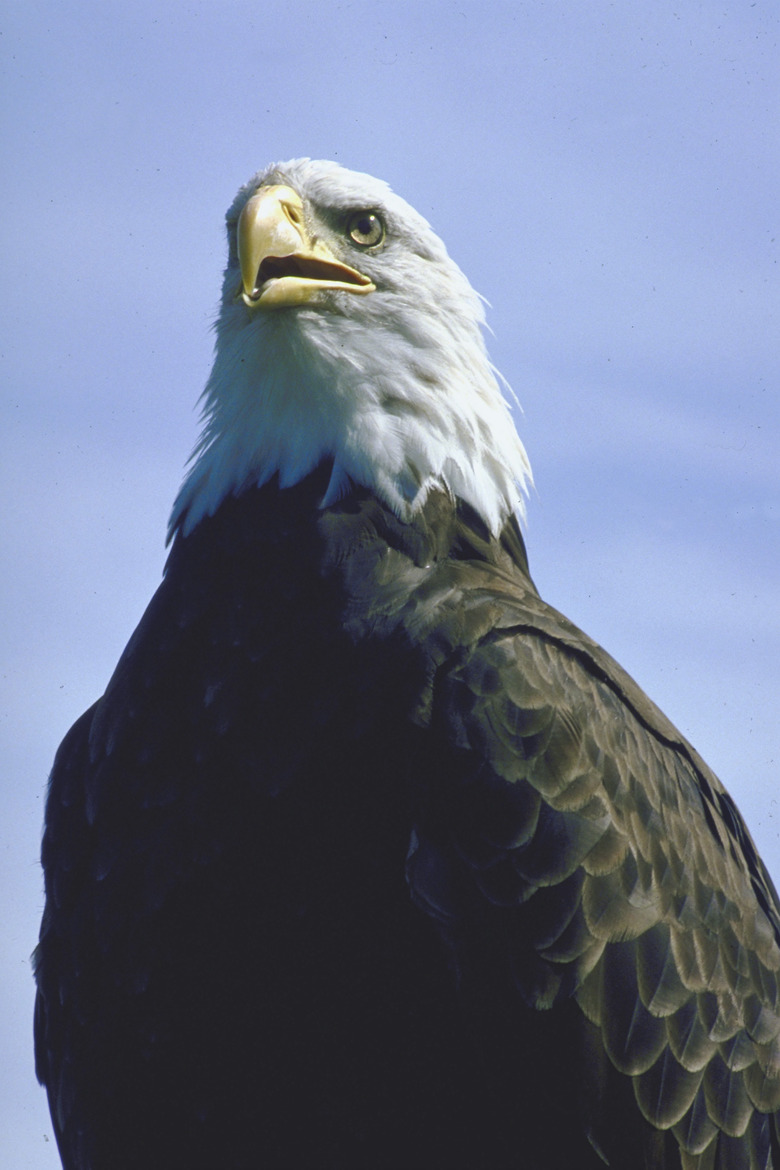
[2,2,778,1163]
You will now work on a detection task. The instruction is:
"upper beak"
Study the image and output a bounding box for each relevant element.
[236,185,375,309]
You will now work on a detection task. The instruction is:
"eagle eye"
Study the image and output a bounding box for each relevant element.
[347,211,385,249]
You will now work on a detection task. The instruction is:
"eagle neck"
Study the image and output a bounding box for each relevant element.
[168,292,531,544]
[167,470,535,606]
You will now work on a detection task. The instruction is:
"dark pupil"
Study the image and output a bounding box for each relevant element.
[356,216,374,237]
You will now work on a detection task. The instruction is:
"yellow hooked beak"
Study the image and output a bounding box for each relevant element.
[236,185,376,309]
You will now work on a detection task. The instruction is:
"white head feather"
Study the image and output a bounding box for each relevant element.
[169,159,531,539]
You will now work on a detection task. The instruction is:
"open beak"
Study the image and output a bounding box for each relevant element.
[236,185,375,309]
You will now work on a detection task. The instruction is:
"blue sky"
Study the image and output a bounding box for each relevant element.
[2,2,778,1163]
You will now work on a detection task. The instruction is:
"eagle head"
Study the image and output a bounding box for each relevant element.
[169,159,531,539]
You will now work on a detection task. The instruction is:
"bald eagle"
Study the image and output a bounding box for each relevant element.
[35,160,780,1170]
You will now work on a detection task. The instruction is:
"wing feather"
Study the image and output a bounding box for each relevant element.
[407,587,780,1167]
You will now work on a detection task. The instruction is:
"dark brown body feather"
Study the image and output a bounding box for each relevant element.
[35,468,780,1168]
